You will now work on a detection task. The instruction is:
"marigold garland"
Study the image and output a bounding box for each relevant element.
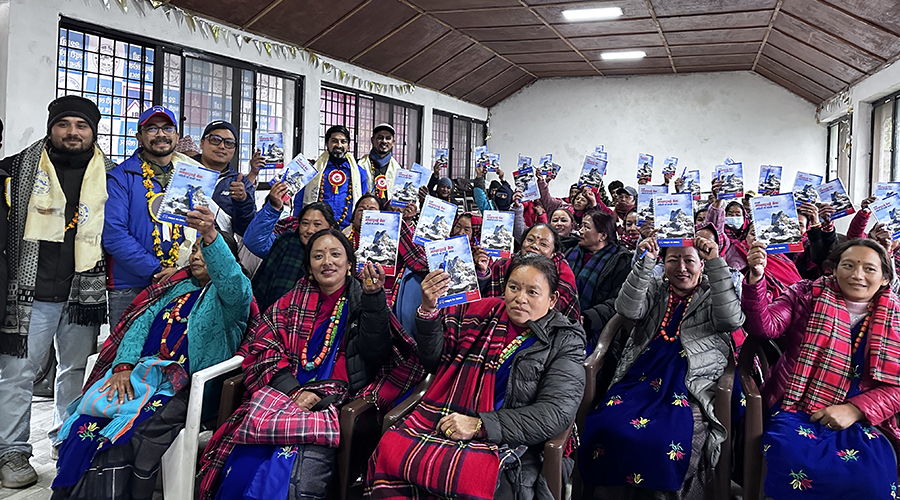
[142,161,183,267]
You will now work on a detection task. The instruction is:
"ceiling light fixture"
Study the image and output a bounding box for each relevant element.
[561,7,623,22]
[600,50,647,60]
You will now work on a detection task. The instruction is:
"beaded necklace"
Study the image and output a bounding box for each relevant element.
[498,330,534,366]
[659,287,696,342]
[141,161,182,267]
[851,312,871,356]
[301,296,347,371]
[159,291,195,358]
[64,212,79,233]
[317,163,354,225]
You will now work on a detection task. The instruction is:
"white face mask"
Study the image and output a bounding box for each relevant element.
[725,216,744,229]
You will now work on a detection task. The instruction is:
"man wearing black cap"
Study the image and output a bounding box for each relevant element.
[356,123,403,199]
[0,96,115,488]
[103,105,205,327]
[296,125,368,229]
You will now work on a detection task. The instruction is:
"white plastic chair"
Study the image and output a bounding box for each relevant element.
[82,353,244,498]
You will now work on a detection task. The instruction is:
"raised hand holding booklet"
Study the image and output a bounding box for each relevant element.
[356,211,402,275]
[538,154,553,176]
[158,162,219,225]
[792,172,823,204]
[389,163,429,209]
[637,153,654,183]
[425,235,481,308]
[488,153,501,174]
[579,155,608,188]
[435,148,449,169]
[816,178,855,220]
[875,182,900,199]
[654,192,695,247]
[637,185,669,225]
[750,193,804,253]
[272,152,318,200]
[872,194,900,240]
[662,157,678,177]
[758,165,782,196]
[514,166,539,202]
[716,163,744,199]
[517,155,532,170]
[681,170,701,201]
[474,145,491,172]
[414,195,456,245]
[480,210,515,258]
[257,132,284,170]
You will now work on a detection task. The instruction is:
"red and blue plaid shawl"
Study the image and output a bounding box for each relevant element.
[483,251,580,323]
[367,298,517,500]
[566,243,618,312]
[783,275,900,414]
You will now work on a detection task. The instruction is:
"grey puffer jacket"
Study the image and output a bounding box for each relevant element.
[416,305,586,500]
[613,254,743,467]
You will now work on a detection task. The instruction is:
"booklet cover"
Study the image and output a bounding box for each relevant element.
[792,172,823,204]
[435,148,449,170]
[389,163,430,209]
[681,170,702,201]
[662,157,678,177]
[549,162,562,180]
[716,162,744,200]
[488,153,501,174]
[750,193,804,253]
[637,185,669,225]
[816,178,855,220]
[637,153,654,183]
[654,192,695,247]
[474,145,491,172]
[538,154,553,176]
[517,155,532,170]
[875,182,900,199]
[158,162,219,225]
[872,194,900,240]
[271,152,318,200]
[356,210,402,276]
[257,132,284,170]
[758,165,782,196]
[514,166,539,202]
[579,155,608,188]
[414,195,457,245]
[594,145,605,155]
[425,235,481,308]
[480,210,515,258]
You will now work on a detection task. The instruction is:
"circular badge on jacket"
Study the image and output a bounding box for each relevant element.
[375,175,388,192]
[328,170,347,188]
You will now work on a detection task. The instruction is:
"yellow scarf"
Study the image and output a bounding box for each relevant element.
[303,151,363,208]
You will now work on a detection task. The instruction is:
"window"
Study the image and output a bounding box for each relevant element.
[319,86,421,168]
[432,111,486,179]
[826,116,851,187]
[871,93,900,183]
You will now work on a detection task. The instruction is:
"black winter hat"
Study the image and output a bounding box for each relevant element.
[47,95,100,139]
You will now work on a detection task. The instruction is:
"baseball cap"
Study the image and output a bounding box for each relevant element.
[617,186,638,198]
[138,106,178,130]
[202,120,238,140]
[373,123,395,137]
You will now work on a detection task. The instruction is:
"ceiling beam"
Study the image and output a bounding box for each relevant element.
[304,0,377,48]
[440,56,503,92]
[350,13,423,63]
[752,0,784,71]
[242,0,285,30]
[643,0,677,73]
[516,0,604,76]
[461,65,517,100]
[387,30,453,74]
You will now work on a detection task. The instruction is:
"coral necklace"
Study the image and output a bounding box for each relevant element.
[851,312,871,356]
[498,330,534,366]
[659,287,695,342]
[159,292,195,359]
[301,296,347,371]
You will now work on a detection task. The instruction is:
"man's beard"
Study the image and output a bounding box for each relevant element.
[329,148,345,161]
[145,138,176,157]
[51,136,93,155]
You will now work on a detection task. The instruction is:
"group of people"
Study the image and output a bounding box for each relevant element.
[0,95,897,500]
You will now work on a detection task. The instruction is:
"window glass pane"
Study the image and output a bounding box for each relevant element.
[254,71,289,180]
[358,96,375,159]
[180,57,233,153]
[432,113,450,167]
[319,88,358,158]
[452,117,469,179]
[406,107,419,169]
[872,100,894,183]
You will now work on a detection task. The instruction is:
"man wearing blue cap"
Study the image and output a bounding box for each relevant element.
[103,106,204,326]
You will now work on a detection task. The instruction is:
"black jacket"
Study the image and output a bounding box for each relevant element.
[568,244,634,342]
[0,163,8,326]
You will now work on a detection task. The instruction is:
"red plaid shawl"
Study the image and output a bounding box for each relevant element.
[198,277,424,499]
[483,251,581,323]
[783,275,900,414]
[367,298,517,500]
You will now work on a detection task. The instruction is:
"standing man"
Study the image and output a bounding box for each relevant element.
[0,96,113,488]
[294,125,368,229]
[103,105,201,326]
[356,123,403,199]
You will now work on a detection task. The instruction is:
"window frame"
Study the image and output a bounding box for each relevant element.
[869,90,900,185]
[433,109,487,180]
[825,115,851,185]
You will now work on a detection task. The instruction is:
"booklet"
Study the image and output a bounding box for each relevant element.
[594,145,605,155]
[758,165,782,196]
[792,172,823,204]
[662,157,678,177]
[549,162,562,180]
[158,162,219,225]
[872,194,900,240]
[681,170,701,201]
[271,152,318,201]
[389,163,430,209]
[875,182,900,199]
[750,193,804,253]
[816,178,855,220]
[637,185,669,225]
[716,162,744,200]
[425,235,481,308]
[654,192,695,247]
[637,153,654,183]
[488,153,501,174]
[414,195,457,245]
[538,154,553,176]
[474,145,491,172]
[480,210,515,258]
[514,166,539,202]
[517,155,532,170]
[257,132,284,170]
[579,155,608,188]
[435,148,449,170]
[356,211,402,276]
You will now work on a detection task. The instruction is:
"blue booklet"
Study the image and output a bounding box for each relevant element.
[158,162,219,225]
[875,182,900,199]
[356,211,402,275]
[517,155,532,170]
[872,194,900,240]
[514,166,539,202]
[758,165,782,196]
[390,163,430,209]
[425,235,482,308]
[716,163,744,200]
[662,157,678,177]
[435,148,449,170]
[750,193,804,253]
[637,153,654,183]
[792,172,823,204]
[271,152,318,200]
[481,210,515,258]
[488,153,501,174]
[681,170,701,201]
[816,178,855,220]
[414,195,456,245]
[538,154,553,176]
[257,132,284,170]
[654,192,695,247]
[579,155,607,188]
[637,185,669,225]
[474,145,491,172]
[594,145,606,157]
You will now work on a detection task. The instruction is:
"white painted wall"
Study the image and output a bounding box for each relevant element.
[488,71,827,202]
[0,0,487,160]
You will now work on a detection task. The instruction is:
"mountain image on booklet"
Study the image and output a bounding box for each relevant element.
[637,185,669,225]
[792,172,823,204]
[662,157,678,177]
[874,182,900,199]
[488,153,501,174]
[579,155,608,187]
[158,162,219,225]
[815,178,854,220]
[758,165,782,196]
[425,235,481,308]
[356,211,401,275]
[474,145,491,172]
[514,166,540,202]
[414,195,456,245]
[715,163,744,199]
[480,210,515,258]
[517,155,532,170]
[653,192,694,246]
[750,193,804,253]
[637,153,654,183]
[872,195,900,240]
[681,170,701,200]
[257,132,284,169]
[273,152,318,199]
[435,148,449,168]
[389,165,428,209]
[539,154,553,176]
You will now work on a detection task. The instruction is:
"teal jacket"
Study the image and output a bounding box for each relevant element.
[113,234,252,374]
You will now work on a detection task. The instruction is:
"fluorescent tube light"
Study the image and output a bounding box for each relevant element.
[600,51,647,60]
[561,7,623,22]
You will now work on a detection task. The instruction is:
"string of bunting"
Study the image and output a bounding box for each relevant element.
[87,0,416,97]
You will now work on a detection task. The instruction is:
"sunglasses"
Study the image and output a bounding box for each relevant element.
[204,134,237,149]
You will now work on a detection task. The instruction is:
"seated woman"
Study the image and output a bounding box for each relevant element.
[251,201,339,313]
[477,223,580,322]
[741,239,900,499]
[549,207,579,254]
[566,209,632,349]
[198,229,416,500]
[367,253,585,500]
[51,207,252,500]
[579,236,743,499]
[451,211,482,246]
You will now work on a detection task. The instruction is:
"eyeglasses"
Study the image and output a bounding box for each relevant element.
[204,135,237,149]
[142,125,177,135]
